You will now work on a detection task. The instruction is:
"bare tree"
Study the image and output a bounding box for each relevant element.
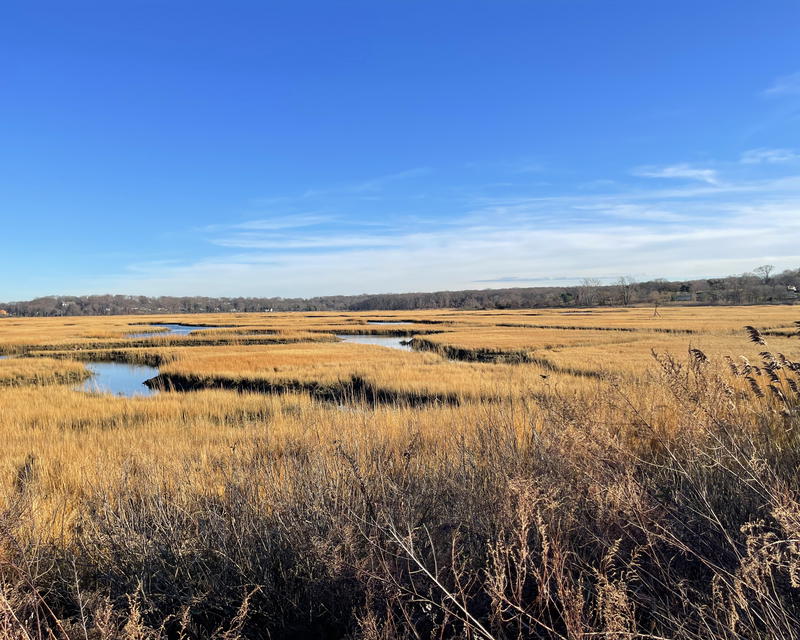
[616,276,637,306]
[754,264,775,284]
[577,278,602,306]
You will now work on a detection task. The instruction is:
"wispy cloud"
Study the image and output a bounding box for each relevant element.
[83,150,800,298]
[91,176,800,297]
[632,164,719,185]
[203,213,334,232]
[575,203,693,223]
[473,275,619,284]
[211,233,401,250]
[514,161,545,174]
[740,148,798,164]
[350,167,432,193]
[206,212,400,251]
[247,168,433,206]
[763,72,800,97]
[578,179,617,191]
[95,203,800,297]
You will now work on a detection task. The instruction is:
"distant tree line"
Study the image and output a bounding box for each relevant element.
[1,266,798,316]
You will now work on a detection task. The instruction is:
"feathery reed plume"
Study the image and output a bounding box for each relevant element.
[739,356,753,376]
[759,350,776,364]
[724,355,740,376]
[768,384,787,402]
[744,325,766,345]
[746,376,764,398]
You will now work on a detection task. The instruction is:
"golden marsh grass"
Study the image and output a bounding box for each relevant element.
[1,306,800,638]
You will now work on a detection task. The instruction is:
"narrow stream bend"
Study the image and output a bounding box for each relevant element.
[74,332,416,398]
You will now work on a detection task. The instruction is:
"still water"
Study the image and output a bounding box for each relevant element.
[75,362,160,397]
[128,323,218,338]
[74,335,413,398]
[335,334,413,351]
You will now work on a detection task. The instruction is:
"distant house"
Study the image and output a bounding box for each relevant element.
[0,309,9,317]
[674,292,694,302]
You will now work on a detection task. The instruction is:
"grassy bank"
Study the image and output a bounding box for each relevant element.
[0,357,89,387]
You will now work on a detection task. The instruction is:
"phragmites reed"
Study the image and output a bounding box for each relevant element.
[746,375,765,397]
[724,355,739,376]
[744,325,767,345]
[689,347,708,363]
[769,383,787,401]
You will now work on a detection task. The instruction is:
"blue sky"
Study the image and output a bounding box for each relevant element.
[2,1,799,300]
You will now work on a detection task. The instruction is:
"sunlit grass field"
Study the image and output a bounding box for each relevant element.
[0,356,89,387]
[1,305,800,638]
[2,305,799,507]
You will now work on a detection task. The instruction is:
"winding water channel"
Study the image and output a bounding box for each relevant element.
[73,324,215,396]
[69,329,415,398]
[127,323,219,338]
